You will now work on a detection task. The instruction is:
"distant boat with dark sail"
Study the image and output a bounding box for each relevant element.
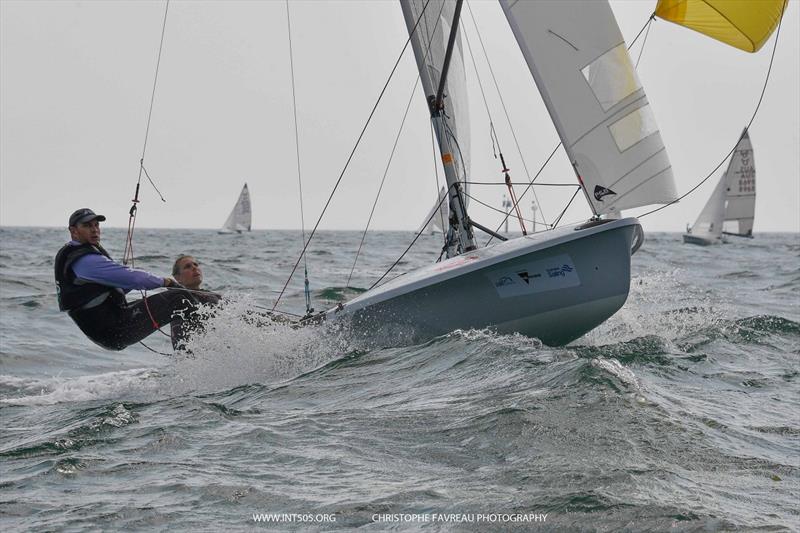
[684,129,755,246]
[219,183,252,234]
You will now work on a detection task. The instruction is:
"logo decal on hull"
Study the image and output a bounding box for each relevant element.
[547,264,574,278]
[487,254,581,298]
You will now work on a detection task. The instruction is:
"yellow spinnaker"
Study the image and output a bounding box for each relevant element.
[655,0,787,53]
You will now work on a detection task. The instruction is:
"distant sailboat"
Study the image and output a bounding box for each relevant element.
[683,129,755,245]
[219,183,252,234]
[416,186,448,235]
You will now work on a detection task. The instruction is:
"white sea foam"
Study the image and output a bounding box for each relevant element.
[0,369,161,406]
[165,292,351,393]
[580,268,732,346]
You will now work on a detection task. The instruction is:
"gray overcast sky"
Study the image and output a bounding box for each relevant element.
[1,0,798,232]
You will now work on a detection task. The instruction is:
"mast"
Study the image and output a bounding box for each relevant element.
[428,0,476,255]
[400,0,476,257]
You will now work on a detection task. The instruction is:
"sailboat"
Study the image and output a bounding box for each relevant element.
[416,186,449,235]
[321,0,678,346]
[218,183,252,234]
[683,129,756,245]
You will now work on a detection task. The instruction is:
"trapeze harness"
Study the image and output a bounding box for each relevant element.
[54,242,200,351]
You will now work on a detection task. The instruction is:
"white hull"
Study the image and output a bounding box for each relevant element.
[682,233,723,246]
[325,217,641,346]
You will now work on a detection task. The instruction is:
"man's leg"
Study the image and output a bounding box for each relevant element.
[105,290,198,349]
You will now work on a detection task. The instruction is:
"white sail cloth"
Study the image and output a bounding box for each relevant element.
[500,0,677,217]
[722,129,755,235]
[399,0,470,204]
[417,186,449,234]
[220,183,252,233]
[690,172,727,242]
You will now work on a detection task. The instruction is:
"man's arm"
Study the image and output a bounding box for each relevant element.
[72,253,168,290]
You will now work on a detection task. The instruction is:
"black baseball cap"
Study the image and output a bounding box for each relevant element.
[69,208,106,227]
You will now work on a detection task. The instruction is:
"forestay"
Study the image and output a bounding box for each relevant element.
[399,0,471,202]
[723,129,756,235]
[500,0,677,217]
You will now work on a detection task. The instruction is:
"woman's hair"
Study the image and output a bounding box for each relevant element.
[172,255,194,276]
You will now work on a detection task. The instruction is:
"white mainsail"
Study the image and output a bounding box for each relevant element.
[399,0,470,204]
[723,129,755,236]
[220,183,252,233]
[417,186,449,234]
[500,0,677,217]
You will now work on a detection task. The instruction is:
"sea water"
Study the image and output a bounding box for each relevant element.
[1,226,798,531]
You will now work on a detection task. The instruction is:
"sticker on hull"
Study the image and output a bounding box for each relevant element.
[486,254,580,298]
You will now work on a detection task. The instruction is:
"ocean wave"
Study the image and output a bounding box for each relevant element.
[677,315,800,352]
[0,403,140,459]
[0,370,160,406]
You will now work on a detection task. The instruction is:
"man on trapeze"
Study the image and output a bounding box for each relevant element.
[54,208,214,351]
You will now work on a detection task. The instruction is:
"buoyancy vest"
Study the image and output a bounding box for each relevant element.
[54,242,125,311]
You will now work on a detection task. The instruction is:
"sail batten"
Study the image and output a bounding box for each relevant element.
[499,0,678,217]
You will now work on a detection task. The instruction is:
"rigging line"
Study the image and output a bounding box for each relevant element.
[635,0,786,221]
[464,1,547,225]
[635,15,655,69]
[345,74,423,289]
[139,341,172,356]
[466,181,578,187]
[629,12,657,51]
[368,185,452,291]
[124,0,170,266]
[140,164,166,202]
[484,142,561,246]
[250,304,304,319]
[462,26,493,131]
[285,0,311,315]
[463,190,553,228]
[271,0,436,312]
[346,0,452,288]
[552,187,582,229]
[463,15,531,235]
[139,0,170,169]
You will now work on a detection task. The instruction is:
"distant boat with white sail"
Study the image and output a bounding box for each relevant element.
[219,183,252,234]
[684,129,755,245]
[417,186,448,235]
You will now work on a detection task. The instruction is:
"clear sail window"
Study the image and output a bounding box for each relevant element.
[581,44,641,111]
[608,104,659,152]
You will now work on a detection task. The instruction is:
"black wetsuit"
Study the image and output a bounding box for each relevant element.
[169,289,221,350]
[55,242,203,351]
